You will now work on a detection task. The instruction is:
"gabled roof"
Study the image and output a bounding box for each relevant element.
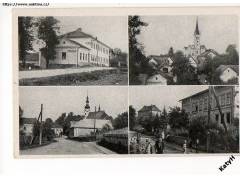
[67,39,90,50]
[216,65,239,75]
[60,28,111,49]
[148,55,172,66]
[20,118,37,124]
[86,111,111,120]
[138,105,161,113]
[198,49,219,57]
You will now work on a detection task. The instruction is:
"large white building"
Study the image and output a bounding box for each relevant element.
[52,28,111,67]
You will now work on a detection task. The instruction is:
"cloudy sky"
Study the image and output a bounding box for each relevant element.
[130,86,208,113]
[55,16,128,52]
[138,15,238,56]
[20,87,128,121]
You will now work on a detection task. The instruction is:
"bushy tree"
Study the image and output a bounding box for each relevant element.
[18,17,34,68]
[171,51,199,85]
[168,106,189,130]
[38,16,59,68]
[112,112,128,129]
[226,44,239,65]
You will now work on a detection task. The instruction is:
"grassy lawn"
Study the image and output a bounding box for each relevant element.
[19,69,128,86]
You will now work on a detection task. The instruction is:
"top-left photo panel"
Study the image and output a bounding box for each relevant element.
[17,16,128,86]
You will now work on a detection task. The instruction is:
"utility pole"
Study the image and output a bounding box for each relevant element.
[206,86,211,152]
[93,107,96,139]
[39,104,43,145]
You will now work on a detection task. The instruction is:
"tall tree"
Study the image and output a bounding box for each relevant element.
[38,17,59,68]
[129,106,136,130]
[226,44,239,65]
[18,17,34,68]
[172,51,199,85]
[168,106,189,130]
[128,16,148,84]
[112,112,128,129]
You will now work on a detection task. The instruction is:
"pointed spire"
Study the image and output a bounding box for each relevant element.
[194,17,200,35]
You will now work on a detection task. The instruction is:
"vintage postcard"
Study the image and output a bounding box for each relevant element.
[12,7,240,158]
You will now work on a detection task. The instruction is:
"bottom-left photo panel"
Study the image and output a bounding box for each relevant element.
[17,86,129,156]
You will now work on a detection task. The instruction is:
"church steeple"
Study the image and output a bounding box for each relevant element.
[84,91,90,116]
[194,18,200,35]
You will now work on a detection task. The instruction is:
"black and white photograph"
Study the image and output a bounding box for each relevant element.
[18,16,128,86]
[129,15,239,85]
[19,87,128,155]
[129,86,239,154]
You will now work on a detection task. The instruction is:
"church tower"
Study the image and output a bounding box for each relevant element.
[84,92,90,117]
[193,18,201,57]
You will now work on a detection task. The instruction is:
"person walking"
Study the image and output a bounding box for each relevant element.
[183,140,188,154]
[145,139,152,154]
[155,137,164,154]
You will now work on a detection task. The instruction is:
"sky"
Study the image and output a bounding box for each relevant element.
[130,86,208,113]
[138,15,238,56]
[20,87,128,121]
[55,16,128,52]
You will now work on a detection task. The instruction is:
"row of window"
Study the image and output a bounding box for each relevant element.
[215,112,231,124]
[91,42,109,54]
[61,52,109,64]
[191,92,232,113]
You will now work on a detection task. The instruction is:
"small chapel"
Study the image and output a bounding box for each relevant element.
[69,94,112,138]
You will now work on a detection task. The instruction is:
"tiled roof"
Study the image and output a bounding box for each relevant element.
[216,65,239,75]
[138,105,161,112]
[149,55,172,65]
[86,111,111,120]
[20,118,37,124]
[61,28,111,49]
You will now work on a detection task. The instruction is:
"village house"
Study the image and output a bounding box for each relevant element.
[216,65,239,83]
[69,95,112,138]
[19,117,37,136]
[148,55,173,74]
[52,28,111,67]
[138,105,161,120]
[180,86,239,134]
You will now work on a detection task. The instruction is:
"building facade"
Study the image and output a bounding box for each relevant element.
[19,118,37,136]
[138,105,161,120]
[52,28,111,67]
[180,86,239,132]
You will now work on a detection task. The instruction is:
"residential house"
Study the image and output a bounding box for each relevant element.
[52,28,111,67]
[180,86,239,134]
[146,72,168,85]
[138,105,161,120]
[148,55,173,74]
[216,65,239,83]
[19,117,37,136]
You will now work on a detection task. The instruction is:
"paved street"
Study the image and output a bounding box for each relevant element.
[19,67,115,79]
[20,137,116,155]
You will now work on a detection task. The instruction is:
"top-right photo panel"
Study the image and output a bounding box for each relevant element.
[129,15,239,85]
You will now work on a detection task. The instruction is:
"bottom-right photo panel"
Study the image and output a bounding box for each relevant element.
[129,86,239,154]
